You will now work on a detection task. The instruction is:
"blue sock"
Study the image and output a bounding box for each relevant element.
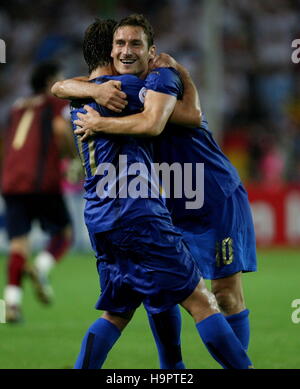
[196,313,253,369]
[74,317,121,369]
[226,309,250,351]
[147,305,185,369]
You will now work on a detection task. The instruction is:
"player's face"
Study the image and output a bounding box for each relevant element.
[111,26,156,79]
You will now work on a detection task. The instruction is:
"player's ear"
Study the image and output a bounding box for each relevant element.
[111,42,115,58]
[148,45,156,60]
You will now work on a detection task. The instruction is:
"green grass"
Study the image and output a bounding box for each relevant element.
[0,248,300,369]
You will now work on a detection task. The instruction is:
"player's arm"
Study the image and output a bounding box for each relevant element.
[51,78,128,113]
[171,63,202,127]
[150,53,202,127]
[74,91,177,140]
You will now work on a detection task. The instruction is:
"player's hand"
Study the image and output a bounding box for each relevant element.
[74,105,104,141]
[149,53,178,70]
[93,80,128,113]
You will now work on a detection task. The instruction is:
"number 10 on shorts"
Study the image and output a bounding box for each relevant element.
[0,300,6,323]
[216,237,234,267]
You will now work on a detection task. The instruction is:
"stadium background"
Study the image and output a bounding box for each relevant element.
[0,0,300,369]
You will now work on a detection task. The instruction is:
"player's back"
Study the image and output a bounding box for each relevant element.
[1,94,66,194]
[70,74,146,180]
[70,74,171,233]
[154,114,242,226]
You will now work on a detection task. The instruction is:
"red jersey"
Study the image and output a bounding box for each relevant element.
[1,94,69,194]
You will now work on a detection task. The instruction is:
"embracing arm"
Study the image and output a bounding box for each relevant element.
[74,91,177,140]
[150,53,202,127]
[170,64,202,127]
[51,78,127,113]
[52,76,92,99]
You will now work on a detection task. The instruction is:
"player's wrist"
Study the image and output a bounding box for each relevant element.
[91,115,108,132]
[87,84,101,101]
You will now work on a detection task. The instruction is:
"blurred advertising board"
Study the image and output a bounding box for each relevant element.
[247,184,300,246]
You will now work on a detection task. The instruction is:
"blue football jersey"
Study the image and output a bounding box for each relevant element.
[70,74,171,233]
[146,67,183,98]
[145,68,242,225]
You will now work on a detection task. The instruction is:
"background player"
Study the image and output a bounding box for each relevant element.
[1,62,75,322]
[73,14,257,367]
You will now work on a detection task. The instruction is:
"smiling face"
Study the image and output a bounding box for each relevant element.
[111,25,156,79]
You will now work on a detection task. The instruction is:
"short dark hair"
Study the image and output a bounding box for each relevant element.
[114,14,154,47]
[83,18,117,74]
[30,62,61,93]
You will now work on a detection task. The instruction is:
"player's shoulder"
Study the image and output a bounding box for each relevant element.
[12,95,46,110]
[146,67,182,86]
[145,67,183,97]
[147,67,181,81]
[112,74,142,82]
[92,74,143,85]
[12,97,27,109]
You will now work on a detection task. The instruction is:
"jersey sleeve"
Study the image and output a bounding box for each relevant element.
[145,67,183,99]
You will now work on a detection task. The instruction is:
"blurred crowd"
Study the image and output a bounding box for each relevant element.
[221,0,300,186]
[1,0,300,186]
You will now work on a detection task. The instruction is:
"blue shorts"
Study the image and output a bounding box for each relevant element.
[89,220,201,314]
[177,184,257,280]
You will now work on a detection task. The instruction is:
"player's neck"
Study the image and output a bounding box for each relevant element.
[138,68,149,80]
[89,65,114,79]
